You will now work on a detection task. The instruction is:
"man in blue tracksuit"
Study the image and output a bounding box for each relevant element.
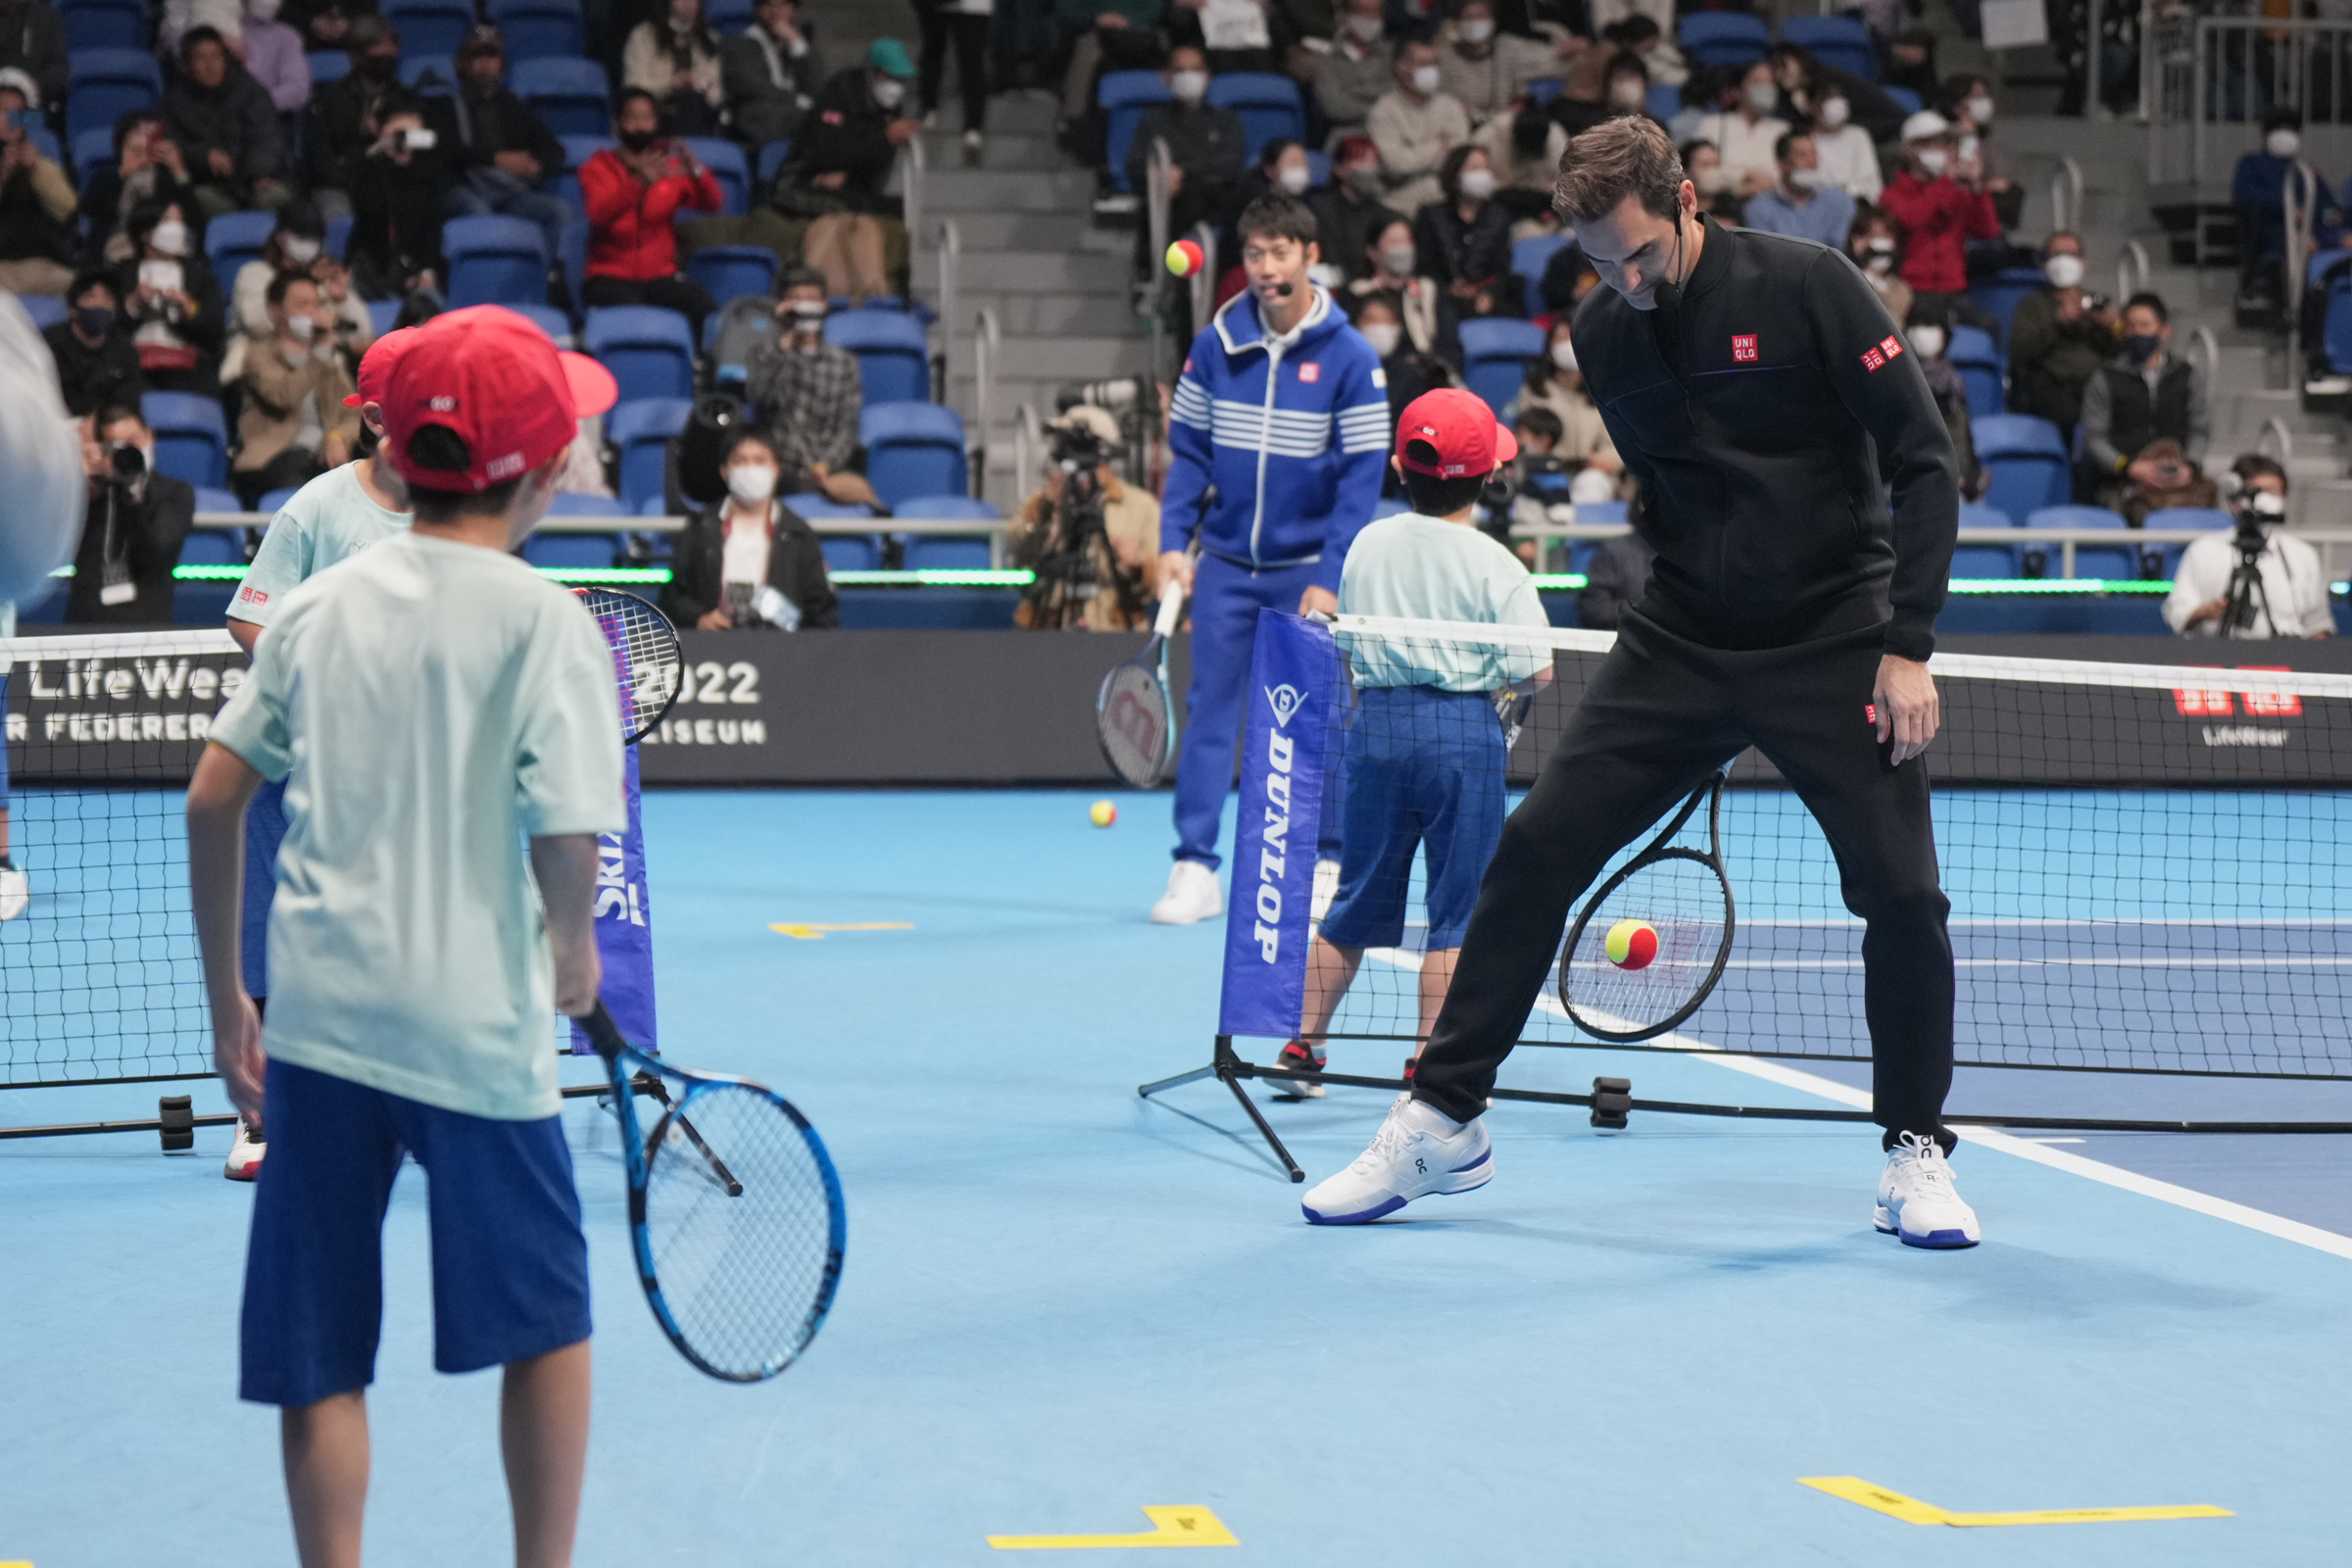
[1151,191,1390,924]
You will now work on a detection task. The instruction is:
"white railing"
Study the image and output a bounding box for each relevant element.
[2152,16,2352,191]
[1012,401,1043,503]
[973,306,1001,501]
[2185,322,2220,392]
[936,216,961,408]
[1186,219,1216,336]
[2116,236,2151,303]
[897,134,926,265]
[2049,157,2084,233]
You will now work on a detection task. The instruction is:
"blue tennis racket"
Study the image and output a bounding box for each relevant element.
[581,1001,845,1382]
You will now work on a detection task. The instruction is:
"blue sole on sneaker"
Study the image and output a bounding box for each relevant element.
[1302,1194,1407,1225]
[1899,1228,1980,1250]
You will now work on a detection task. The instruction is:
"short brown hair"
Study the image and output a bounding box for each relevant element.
[1554,115,1686,225]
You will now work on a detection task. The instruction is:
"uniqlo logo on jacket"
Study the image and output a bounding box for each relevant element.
[1732,334,1757,363]
[1297,362,1320,383]
[1880,334,1905,359]
[1861,347,1886,371]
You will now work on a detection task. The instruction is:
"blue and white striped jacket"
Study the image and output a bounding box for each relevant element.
[1161,285,1390,593]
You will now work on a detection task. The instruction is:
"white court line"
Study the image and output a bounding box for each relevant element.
[1362,949,2352,1262]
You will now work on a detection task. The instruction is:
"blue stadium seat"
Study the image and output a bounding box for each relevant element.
[1101,70,1171,195]
[683,137,750,216]
[825,309,930,406]
[193,486,242,515]
[399,54,458,95]
[896,496,1001,570]
[514,57,612,137]
[1644,82,1680,122]
[256,487,302,514]
[1779,15,1874,79]
[324,211,352,260]
[554,132,612,218]
[756,138,794,186]
[443,214,551,308]
[509,302,576,343]
[1677,13,1769,68]
[1206,73,1306,168]
[559,215,588,318]
[1458,318,1546,417]
[2140,507,2232,579]
[2324,272,2352,373]
[20,121,60,166]
[488,0,587,61]
[608,397,693,509]
[686,244,778,306]
[367,298,402,336]
[705,0,754,34]
[1973,415,2071,522]
[143,391,229,488]
[18,294,68,331]
[1883,85,1922,116]
[546,493,629,514]
[1967,266,2046,351]
[72,122,115,173]
[2029,505,2134,580]
[308,49,351,85]
[1958,501,2012,529]
[61,0,147,51]
[860,402,968,510]
[817,534,883,571]
[382,0,474,59]
[1948,544,2017,578]
[204,210,277,281]
[1525,76,1562,104]
[179,528,244,565]
[1512,232,1574,317]
[1945,323,2004,418]
[521,531,619,567]
[584,305,697,402]
[66,49,162,140]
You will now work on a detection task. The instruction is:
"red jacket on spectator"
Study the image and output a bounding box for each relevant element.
[1877,172,2000,296]
[579,145,725,282]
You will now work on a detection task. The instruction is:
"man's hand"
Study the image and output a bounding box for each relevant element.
[1165,166,1185,193]
[2186,593,2230,629]
[1157,549,1195,598]
[1298,584,1338,616]
[215,993,267,1122]
[1874,655,1939,766]
[494,149,541,179]
[812,169,847,189]
[697,608,733,630]
[886,119,919,144]
[207,148,234,178]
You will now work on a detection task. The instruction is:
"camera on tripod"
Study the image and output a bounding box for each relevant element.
[1013,400,1148,627]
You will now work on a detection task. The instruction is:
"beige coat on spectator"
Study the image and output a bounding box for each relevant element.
[1514,377,1620,469]
[220,257,372,381]
[1691,109,1788,197]
[1313,35,1390,130]
[0,149,76,296]
[624,23,725,112]
[234,342,358,474]
[1435,26,1557,122]
[1008,473,1161,631]
[1368,88,1470,218]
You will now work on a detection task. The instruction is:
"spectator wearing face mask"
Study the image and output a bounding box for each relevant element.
[1316,0,1392,132]
[1313,133,1391,280]
[1126,45,1247,267]
[68,403,194,625]
[232,270,358,508]
[1544,36,1652,140]
[1347,216,1450,361]
[1369,40,1469,217]
[305,17,408,218]
[1903,305,1984,501]
[0,70,75,297]
[1690,60,1788,200]
[1415,143,1510,318]
[85,112,198,266]
[1502,317,1619,479]
[1530,238,1595,329]
[1938,74,2014,228]
[2231,109,2342,312]
[1805,84,1879,203]
[1006,404,1162,631]
[164,26,292,217]
[1741,131,1853,248]
[116,199,226,395]
[1846,208,1912,329]
[2165,457,2333,639]
[0,0,65,114]
[1054,0,1170,155]
[239,0,314,115]
[723,0,825,148]
[664,427,842,632]
[1225,137,1314,261]
[2006,230,2115,431]
[1585,2,1682,85]
[580,89,725,338]
[773,39,923,305]
[2081,292,2211,518]
[426,25,572,262]
[1435,0,1552,122]
[1765,42,1903,148]
[222,204,328,383]
[44,271,150,416]
[1878,111,1997,305]
[1881,27,1937,102]
[624,0,728,138]
[1348,291,1454,497]
[744,269,868,505]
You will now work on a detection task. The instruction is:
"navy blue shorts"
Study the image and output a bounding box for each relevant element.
[239,777,289,998]
[1319,685,1508,952]
[239,1058,591,1408]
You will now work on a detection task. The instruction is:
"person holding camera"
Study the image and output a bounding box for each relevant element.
[67,403,195,624]
[579,89,725,340]
[2080,292,2210,519]
[662,427,841,633]
[2164,457,2333,640]
[2006,231,2114,432]
[1007,404,1161,630]
[348,103,451,302]
[744,268,869,505]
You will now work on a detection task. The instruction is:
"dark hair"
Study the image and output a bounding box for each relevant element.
[1676,137,1714,167]
[1258,136,1301,172]
[94,401,146,433]
[1439,142,1487,202]
[266,269,315,307]
[180,24,227,60]
[1679,65,1727,111]
[1766,41,1816,79]
[2124,290,2169,323]
[1400,457,1487,516]
[1773,130,1811,164]
[346,14,396,54]
[124,194,180,247]
[1514,405,1563,446]
[2234,453,2288,494]
[111,107,164,157]
[273,201,324,243]
[1940,73,1990,110]
[393,288,444,328]
[69,269,120,307]
[1349,289,1401,323]
[1602,14,1658,46]
[721,426,778,466]
[1538,241,1590,313]
[2042,229,2081,257]
[457,23,506,60]
[1556,115,1686,224]
[780,264,828,294]
[402,426,528,521]
[615,86,664,125]
[1235,191,1318,250]
[1332,132,1376,165]
[2263,106,2304,135]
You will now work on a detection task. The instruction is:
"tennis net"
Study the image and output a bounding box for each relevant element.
[1291,613,2352,1084]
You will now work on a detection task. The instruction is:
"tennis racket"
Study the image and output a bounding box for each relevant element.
[580,1001,847,1383]
[1556,769,1736,1042]
[1096,588,1185,787]
[573,587,683,746]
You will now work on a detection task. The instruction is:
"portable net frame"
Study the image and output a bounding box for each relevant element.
[1140,615,2352,1181]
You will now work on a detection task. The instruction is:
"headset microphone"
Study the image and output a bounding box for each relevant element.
[1272,281,1296,296]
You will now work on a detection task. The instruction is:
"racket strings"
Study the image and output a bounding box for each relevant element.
[1099,662,1171,787]
[575,588,683,744]
[1562,855,1732,1034]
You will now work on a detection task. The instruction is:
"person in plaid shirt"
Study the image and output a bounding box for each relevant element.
[744,266,865,503]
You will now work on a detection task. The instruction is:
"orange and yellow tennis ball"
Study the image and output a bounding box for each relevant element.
[1090,800,1118,827]
[1165,238,1205,277]
[1604,918,1659,970]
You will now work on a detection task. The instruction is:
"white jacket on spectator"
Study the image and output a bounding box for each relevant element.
[1368,87,1470,218]
[2163,527,2335,638]
[1811,121,1883,203]
[1691,109,1788,197]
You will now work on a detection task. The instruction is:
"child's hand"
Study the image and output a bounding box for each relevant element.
[215,996,267,1121]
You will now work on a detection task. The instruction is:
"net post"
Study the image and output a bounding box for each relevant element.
[1212,1036,1306,1183]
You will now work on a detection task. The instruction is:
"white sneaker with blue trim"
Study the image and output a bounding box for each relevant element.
[1301,1093,1493,1224]
[1875,1131,1981,1249]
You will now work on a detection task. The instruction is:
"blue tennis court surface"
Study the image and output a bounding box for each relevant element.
[4,789,2349,1564]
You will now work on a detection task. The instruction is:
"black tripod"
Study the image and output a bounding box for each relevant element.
[2219,518,2278,637]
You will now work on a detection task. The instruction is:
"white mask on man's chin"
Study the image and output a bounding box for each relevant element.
[1458,18,1494,43]
[1170,69,1208,104]
[1359,320,1400,357]
[872,76,906,109]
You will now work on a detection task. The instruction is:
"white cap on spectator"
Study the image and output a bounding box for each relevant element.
[1052,405,1122,446]
[1900,110,1950,143]
[0,67,40,108]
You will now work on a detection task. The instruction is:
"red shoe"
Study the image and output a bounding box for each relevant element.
[1269,1041,1326,1100]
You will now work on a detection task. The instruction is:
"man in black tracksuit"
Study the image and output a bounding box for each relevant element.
[1301,116,1980,1249]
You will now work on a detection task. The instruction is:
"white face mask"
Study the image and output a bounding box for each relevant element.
[1914,147,1948,175]
[1346,13,1383,41]
[1966,94,1993,124]
[285,312,317,342]
[1170,69,1208,104]
[1817,96,1849,128]
[1276,163,1310,195]
[1608,76,1646,109]
[1410,64,1441,95]
[1380,244,1415,275]
[150,219,189,257]
[1458,18,1494,43]
[1744,80,1778,115]
[1458,166,1494,200]
[2268,128,2302,160]
[1863,240,1894,273]
[1957,133,1980,162]
[1548,338,1577,371]
[727,463,780,504]
[1360,320,1400,357]
[872,76,905,109]
[1908,323,1945,359]
[2043,252,2084,289]
[282,234,320,265]
[1788,167,1823,191]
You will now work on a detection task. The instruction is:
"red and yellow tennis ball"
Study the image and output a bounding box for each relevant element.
[1604,918,1659,970]
[1090,800,1118,827]
[1165,238,1204,277]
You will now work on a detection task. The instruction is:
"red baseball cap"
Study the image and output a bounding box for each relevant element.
[379,306,619,492]
[1394,387,1517,478]
[343,326,417,410]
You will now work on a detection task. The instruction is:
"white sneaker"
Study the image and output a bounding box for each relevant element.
[1310,858,1340,922]
[1301,1093,1493,1224]
[0,861,26,922]
[961,128,984,165]
[223,1117,266,1183]
[1268,1040,1325,1099]
[1875,1131,1980,1249]
[1151,859,1223,924]
[2308,374,2352,396]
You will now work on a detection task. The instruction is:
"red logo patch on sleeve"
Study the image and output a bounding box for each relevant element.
[820,110,844,124]
[1297,361,1320,383]
[1880,334,1905,359]
[1732,333,1757,363]
[239,588,267,606]
[1861,347,1886,371]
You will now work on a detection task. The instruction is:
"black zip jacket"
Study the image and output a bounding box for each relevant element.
[1572,218,1958,662]
[662,500,841,630]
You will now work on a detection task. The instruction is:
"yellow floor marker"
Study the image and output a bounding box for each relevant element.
[1801,1476,2232,1528]
[987,1506,1238,1549]
[767,922,914,941]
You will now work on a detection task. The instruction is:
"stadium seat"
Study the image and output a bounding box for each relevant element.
[757,138,794,186]
[19,121,60,166]
[367,298,402,336]
[1884,86,1922,115]
[682,137,750,216]
[817,534,883,571]
[825,309,930,406]
[488,0,587,61]
[2029,505,2134,580]
[142,392,228,488]
[521,531,620,567]
[1513,232,1573,317]
[1458,318,1546,417]
[1948,544,2017,577]
[1525,75,1562,104]
[514,57,612,136]
[559,216,588,318]
[383,0,474,58]
[204,210,277,280]
[705,0,754,34]
[585,306,697,403]
[554,133,612,218]
[546,493,629,514]
[72,122,115,175]
[2324,273,2352,372]
[608,397,692,509]
[1973,414,2071,522]
[1945,323,2004,418]
[66,49,162,140]
[860,402,968,510]
[508,302,576,343]
[2143,506,2232,531]
[1206,73,1307,167]
[193,486,242,515]
[308,49,351,84]
[17,294,68,331]
[256,488,302,514]
[324,211,352,260]
[179,528,243,564]
[687,244,777,306]
[61,0,147,51]
[1644,82,1680,122]
[1778,15,1874,79]
[443,214,551,308]
[1101,70,1171,195]
[1304,149,1330,188]
[897,496,1000,570]
[1958,501,2011,530]
[1967,266,2046,350]
[398,54,458,95]
[1677,13,1768,67]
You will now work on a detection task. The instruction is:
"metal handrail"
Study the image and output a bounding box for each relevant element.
[2185,323,2220,392]
[898,133,926,264]
[2049,157,2084,233]
[936,217,961,409]
[2116,237,2150,304]
[2258,416,2295,466]
[973,306,1001,501]
[1012,401,1042,508]
[1187,219,1216,335]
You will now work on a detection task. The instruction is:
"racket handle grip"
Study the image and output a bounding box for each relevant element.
[1153,589,1184,640]
[581,999,627,1061]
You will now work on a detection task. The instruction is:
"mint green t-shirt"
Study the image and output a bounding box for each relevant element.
[229,461,412,626]
[1336,513,1552,691]
[209,532,625,1120]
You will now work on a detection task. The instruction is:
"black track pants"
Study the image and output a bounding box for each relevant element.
[1410,612,1957,1148]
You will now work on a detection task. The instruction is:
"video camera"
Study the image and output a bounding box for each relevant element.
[97,439,145,490]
